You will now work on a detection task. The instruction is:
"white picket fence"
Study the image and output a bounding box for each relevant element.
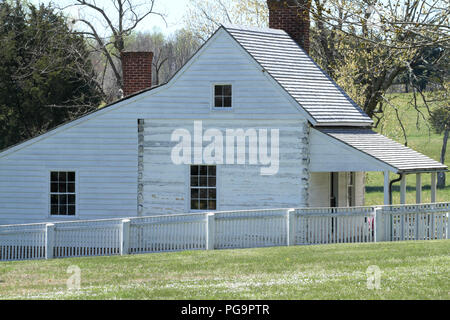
[0,203,449,261]
[380,203,450,241]
[214,209,288,249]
[293,207,376,245]
[52,219,123,258]
[0,223,46,261]
[129,213,207,254]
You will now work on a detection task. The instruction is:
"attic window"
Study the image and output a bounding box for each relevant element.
[214,85,232,108]
[50,171,76,216]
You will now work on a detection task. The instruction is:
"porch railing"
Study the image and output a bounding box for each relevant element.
[0,203,448,261]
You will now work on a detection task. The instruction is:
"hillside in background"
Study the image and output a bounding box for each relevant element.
[366,92,449,205]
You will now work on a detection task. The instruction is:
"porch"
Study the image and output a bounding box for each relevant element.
[310,171,443,207]
[309,127,448,207]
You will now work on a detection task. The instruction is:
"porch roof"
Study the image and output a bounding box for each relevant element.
[318,128,448,174]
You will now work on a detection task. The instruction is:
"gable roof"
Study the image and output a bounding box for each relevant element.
[223,24,373,126]
[319,127,447,173]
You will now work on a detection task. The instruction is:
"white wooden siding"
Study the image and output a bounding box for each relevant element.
[0,29,307,224]
[0,117,139,225]
[355,172,365,206]
[338,172,348,207]
[309,173,330,207]
[310,128,390,172]
[309,172,365,207]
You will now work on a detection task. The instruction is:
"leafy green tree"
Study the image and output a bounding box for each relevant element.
[0,1,102,150]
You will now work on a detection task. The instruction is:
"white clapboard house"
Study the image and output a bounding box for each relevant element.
[0,1,447,225]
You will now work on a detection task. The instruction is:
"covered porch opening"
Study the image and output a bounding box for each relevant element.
[309,127,448,207]
[310,171,444,207]
[382,171,445,205]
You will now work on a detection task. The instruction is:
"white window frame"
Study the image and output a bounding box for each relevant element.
[48,169,78,219]
[211,83,234,111]
[187,165,218,212]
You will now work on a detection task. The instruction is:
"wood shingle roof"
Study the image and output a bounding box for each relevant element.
[319,128,448,173]
[223,24,373,126]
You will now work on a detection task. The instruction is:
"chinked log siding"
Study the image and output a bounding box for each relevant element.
[141,119,309,215]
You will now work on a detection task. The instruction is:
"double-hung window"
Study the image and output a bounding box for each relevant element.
[190,165,216,210]
[50,171,76,216]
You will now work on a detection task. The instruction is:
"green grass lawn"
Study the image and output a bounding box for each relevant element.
[0,240,449,300]
[366,92,450,205]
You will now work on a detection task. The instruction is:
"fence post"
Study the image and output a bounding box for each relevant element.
[374,207,385,242]
[287,209,296,246]
[206,213,215,250]
[121,219,131,255]
[45,223,55,260]
[447,212,450,240]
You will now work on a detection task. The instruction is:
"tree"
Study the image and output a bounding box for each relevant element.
[0,1,102,149]
[300,0,450,150]
[62,0,165,101]
[303,1,448,127]
[185,0,449,146]
[125,29,201,86]
[429,93,450,188]
[185,0,268,42]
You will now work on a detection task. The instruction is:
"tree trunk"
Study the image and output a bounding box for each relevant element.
[437,129,449,188]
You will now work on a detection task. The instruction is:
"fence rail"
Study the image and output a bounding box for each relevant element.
[0,203,449,261]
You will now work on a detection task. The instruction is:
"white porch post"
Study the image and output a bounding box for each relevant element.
[384,171,390,205]
[431,172,437,203]
[416,173,422,204]
[400,174,407,204]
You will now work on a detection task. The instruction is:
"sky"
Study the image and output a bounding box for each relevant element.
[31,0,191,36]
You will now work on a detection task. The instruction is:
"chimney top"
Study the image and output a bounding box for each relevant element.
[267,0,311,53]
[121,51,153,97]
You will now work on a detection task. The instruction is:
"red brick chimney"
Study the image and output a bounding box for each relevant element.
[267,0,311,53]
[121,51,153,97]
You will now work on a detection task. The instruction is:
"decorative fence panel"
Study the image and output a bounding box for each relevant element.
[215,209,288,249]
[381,203,450,241]
[0,223,46,261]
[129,213,207,254]
[293,207,375,245]
[0,203,448,262]
[53,219,123,258]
